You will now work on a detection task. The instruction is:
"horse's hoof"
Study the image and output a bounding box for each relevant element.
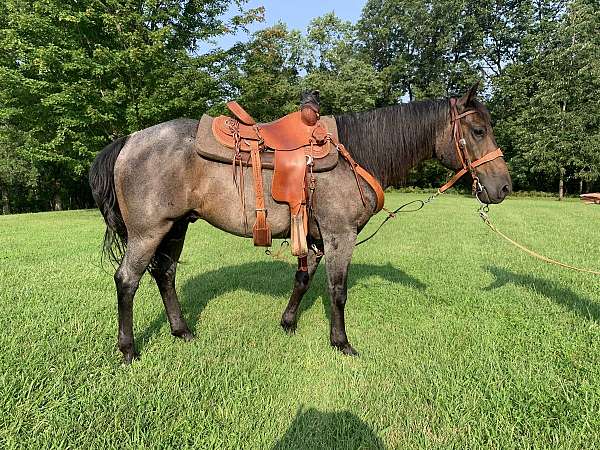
[173,330,195,342]
[122,351,140,365]
[333,343,359,357]
[172,330,194,342]
[280,320,297,335]
[181,332,195,342]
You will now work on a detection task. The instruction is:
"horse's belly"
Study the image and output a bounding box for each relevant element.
[192,159,293,239]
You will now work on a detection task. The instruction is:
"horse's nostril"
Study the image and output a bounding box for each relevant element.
[501,184,510,194]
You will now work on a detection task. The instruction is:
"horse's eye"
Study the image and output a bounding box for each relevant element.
[473,127,486,137]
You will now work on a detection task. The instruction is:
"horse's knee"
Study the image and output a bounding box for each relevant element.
[150,268,174,290]
[329,285,347,306]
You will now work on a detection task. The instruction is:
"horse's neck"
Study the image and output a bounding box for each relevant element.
[335,100,448,189]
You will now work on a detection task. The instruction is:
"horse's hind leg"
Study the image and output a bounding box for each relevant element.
[280,246,323,334]
[115,224,171,364]
[149,219,193,341]
[323,231,358,356]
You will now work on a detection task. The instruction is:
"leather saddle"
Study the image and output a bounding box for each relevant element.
[211,99,335,260]
[198,95,385,271]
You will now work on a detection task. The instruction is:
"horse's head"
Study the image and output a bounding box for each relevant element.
[436,83,512,204]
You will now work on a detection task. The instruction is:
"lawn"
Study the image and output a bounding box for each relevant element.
[1,193,600,449]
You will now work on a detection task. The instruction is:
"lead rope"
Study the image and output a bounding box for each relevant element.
[477,204,600,275]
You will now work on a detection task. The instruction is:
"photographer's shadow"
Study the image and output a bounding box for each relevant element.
[138,260,425,346]
[273,407,385,450]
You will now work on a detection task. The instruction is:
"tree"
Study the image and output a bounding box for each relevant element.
[230,23,306,122]
[0,0,261,211]
[358,0,481,103]
[491,0,600,197]
[304,13,382,114]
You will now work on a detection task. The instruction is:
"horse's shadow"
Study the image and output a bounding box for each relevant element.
[138,260,425,347]
[272,407,385,450]
[486,265,600,321]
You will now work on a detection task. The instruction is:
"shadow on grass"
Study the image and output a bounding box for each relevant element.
[273,407,385,450]
[138,260,425,348]
[486,265,600,321]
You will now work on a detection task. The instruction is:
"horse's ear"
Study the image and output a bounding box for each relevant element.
[459,82,479,106]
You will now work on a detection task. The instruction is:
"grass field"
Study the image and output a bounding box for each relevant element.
[1,193,600,449]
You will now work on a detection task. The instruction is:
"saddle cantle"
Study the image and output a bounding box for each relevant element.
[196,93,385,271]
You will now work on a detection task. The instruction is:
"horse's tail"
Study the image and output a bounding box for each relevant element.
[89,136,129,267]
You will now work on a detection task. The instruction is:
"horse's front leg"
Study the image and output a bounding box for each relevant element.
[323,231,358,356]
[281,245,323,333]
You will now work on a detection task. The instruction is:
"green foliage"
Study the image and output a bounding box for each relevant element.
[230,23,305,122]
[358,0,482,102]
[304,13,382,114]
[491,0,600,192]
[0,0,260,211]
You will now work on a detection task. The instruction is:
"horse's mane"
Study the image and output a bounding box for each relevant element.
[335,99,449,187]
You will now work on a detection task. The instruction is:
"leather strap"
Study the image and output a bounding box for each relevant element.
[249,143,271,246]
[334,141,385,214]
[355,165,385,213]
[227,101,256,126]
[439,148,504,193]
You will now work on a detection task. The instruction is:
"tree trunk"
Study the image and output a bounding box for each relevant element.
[558,171,565,201]
[1,185,9,215]
[579,179,583,195]
[53,191,63,211]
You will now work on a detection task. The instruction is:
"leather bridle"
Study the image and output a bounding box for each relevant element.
[438,97,504,194]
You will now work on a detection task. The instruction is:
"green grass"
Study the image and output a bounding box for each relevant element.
[1,193,600,449]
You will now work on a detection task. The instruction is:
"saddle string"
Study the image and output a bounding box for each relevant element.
[228,119,249,233]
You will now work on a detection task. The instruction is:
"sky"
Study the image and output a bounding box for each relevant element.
[211,0,366,49]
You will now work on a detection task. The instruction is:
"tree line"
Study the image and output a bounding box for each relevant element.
[1,0,599,214]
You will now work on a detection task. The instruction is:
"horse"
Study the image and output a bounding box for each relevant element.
[89,84,512,364]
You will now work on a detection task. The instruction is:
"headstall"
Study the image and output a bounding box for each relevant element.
[438,97,504,195]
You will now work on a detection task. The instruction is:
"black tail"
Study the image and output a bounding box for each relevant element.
[89,136,129,267]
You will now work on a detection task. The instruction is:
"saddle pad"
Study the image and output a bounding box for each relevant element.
[196,115,339,172]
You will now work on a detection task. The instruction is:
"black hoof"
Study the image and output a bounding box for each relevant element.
[122,350,140,365]
[281,320,297,335]
[333,342,359,356]
[173,329,195,342]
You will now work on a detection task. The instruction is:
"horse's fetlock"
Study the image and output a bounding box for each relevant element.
[294,270,310,290]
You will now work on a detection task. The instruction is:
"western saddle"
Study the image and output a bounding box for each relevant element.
[207,92,384,271]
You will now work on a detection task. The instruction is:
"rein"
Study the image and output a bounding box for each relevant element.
[356,97,504,246]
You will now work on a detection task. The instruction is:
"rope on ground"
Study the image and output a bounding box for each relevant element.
[479,210,600,276]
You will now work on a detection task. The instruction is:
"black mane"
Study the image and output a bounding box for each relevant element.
[335,99,449,188]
